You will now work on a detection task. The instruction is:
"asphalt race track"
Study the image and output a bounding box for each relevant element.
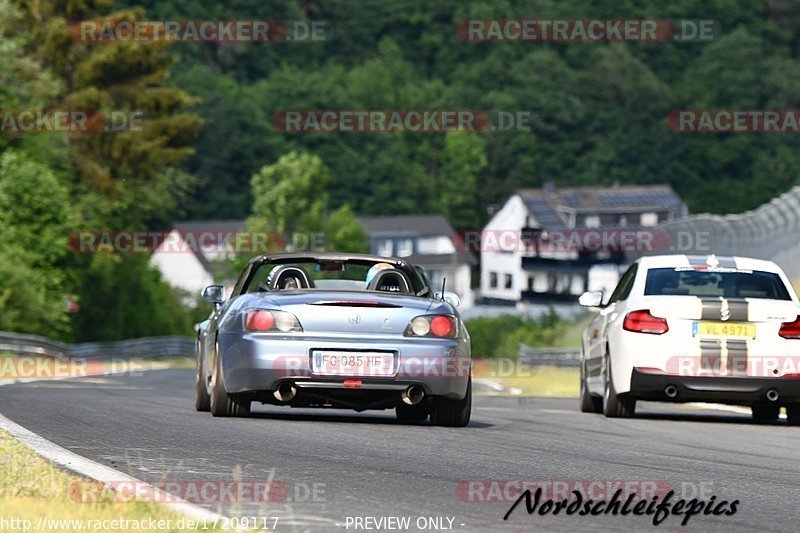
[0,369,797,532]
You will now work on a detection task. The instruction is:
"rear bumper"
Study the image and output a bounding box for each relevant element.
[630,368,800,405]
[218,331,471,399]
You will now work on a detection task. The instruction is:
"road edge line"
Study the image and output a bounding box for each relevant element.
[0,410,226,526]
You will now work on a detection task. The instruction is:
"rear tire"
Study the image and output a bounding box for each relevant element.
[209,343,250,418]
[396,403,430,422]
[786,404,800,426]
[603,355,635,418]
[431,378,471,427]
[194,341,211,412]
[579,361,602,414]
[751,404,779,422]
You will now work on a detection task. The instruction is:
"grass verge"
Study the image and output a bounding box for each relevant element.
[473,361,579,397]
[0,429,220,532]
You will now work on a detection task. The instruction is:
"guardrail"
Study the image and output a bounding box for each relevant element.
[0,331,195,359]
[654,184,800,281]
[518,345,581,367]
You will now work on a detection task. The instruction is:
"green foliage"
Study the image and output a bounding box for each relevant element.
[466,310,566,359]
[324,204,368,253]
[71,253,199,342]
[249,151,329,236]
[121,0,800,221]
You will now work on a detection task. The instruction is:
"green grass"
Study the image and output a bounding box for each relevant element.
[473,361,579,397]
[0,429,222,532]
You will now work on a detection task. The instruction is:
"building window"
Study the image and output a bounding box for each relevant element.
[504,274,513,289]
[618,214,627,227]
[396,238,413,257]
[640,212,658,227]
[376,239,393,256]
[489,272,498,289]
[584,215,600,228]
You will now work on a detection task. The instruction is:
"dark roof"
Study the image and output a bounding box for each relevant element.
[358,215,456,237]
[517,184,686,229]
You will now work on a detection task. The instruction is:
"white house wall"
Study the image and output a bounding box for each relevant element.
[480,194,529,301]
[149,230,214,300]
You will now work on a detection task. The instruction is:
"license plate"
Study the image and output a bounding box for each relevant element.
[692,321,756,339]
[311,350,395,377]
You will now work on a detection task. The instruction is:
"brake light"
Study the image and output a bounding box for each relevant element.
[244,310,302,332]
[779,316,800,339]
[404,315,458,338]
[431,316,454,337]
[623,310,669,335]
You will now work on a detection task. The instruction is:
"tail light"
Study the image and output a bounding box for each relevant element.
[404,315,458,338]
[244,310,302,332]
[779,316,800,339]
[623,310,669,335]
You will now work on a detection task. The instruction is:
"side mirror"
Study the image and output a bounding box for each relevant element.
[434,291,461,307]
[201,285,224,304]
[578,290,604,308]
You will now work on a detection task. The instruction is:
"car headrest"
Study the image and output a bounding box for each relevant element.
[267,265,314,290]
[367,269,411,294]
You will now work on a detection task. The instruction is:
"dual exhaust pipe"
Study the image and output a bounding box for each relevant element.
[273,382,426,406]
[663,384,781,403]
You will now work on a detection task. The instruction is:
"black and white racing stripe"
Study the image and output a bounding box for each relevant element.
[697,296,751,375]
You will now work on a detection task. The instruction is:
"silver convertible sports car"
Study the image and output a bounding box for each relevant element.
[194,253,472,426]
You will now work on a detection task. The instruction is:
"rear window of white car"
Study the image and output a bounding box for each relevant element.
[644,268,791,300]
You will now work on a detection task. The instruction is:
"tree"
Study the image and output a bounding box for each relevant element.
[12,0,202,226]
[438,132,486,229]
[324,204,368,253]
[0,150,76,336]
[248,151,329,239]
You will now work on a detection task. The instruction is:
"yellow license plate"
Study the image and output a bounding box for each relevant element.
[692,321,756,339]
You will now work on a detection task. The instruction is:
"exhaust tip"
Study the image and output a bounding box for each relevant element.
[402,385,425,406]
[766,388,779,402]
[274,382,297,402]
[664,384,678,399]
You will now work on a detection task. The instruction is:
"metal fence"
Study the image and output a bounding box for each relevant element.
[0,331,195,359]
[655,184,800,281]
[519,345,581,367]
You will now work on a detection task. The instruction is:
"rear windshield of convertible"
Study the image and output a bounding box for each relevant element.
[644,268,792,300]
[243,259,427,295]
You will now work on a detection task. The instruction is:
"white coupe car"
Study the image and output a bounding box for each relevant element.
[579,254,800,424]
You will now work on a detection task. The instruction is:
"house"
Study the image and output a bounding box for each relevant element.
[150,220,246,299]
[480,183,687,304]
[358,215,476,308]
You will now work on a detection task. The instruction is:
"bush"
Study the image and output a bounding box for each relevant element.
[465,310,566,359]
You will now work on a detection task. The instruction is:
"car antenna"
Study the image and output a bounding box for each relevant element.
[440,277,446,300]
